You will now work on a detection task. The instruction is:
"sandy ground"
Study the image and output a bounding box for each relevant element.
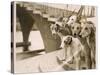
[15,49,72,73]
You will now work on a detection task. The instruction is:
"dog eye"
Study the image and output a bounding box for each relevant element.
[85,27,88,30]
[77,27,79,30]
[72,27,74,29]
[84,22,86,24]
[55,27,58,31]
[71,19,74,20]
[56,24,59,26]
[62,24,65,27]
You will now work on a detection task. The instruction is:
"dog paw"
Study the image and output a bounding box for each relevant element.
[68,60,73,64]
[56,56,63,64]
[68,57,74,64]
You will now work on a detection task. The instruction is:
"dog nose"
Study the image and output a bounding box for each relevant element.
[74,33,76,36]
[52,33,56,36]
[66,24,68,27]
[52,33,56,35]
[52,33,57,39]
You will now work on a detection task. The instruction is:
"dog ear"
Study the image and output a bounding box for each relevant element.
[87,21,95,32]
[91,23,96,32]
[50,24,53,29]
[56,24,60,30]
[90,23,96,37]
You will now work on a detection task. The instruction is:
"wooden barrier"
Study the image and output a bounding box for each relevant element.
[16,42,31,47]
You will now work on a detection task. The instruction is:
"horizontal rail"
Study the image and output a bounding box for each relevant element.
[16,42,31,47]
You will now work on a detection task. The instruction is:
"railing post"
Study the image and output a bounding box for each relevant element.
[16,4,34,51]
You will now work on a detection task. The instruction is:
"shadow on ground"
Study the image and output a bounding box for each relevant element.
[16,49,45,60]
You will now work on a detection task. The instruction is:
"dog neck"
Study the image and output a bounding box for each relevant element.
[86,32,95,49]
[86,36,90,48]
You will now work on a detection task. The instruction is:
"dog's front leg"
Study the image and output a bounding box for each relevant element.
[62,48,67,61]
[91,48,96,69]
[75,57,81,70]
